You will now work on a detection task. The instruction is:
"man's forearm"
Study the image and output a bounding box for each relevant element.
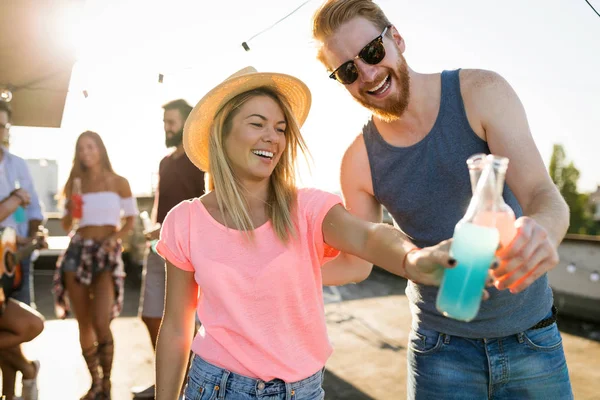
[524,185,570,247]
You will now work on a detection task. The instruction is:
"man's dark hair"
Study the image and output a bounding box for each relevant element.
[0,101,12,121]
[162,99,193,122]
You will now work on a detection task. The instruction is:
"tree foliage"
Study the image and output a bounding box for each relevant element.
[549,144,597,235]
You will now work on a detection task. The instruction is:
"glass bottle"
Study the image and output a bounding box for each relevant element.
[71,177,83,227]
[140,211,158,253]
[436,156,501,322]
[13,180,26,224]
[468,154,517,248]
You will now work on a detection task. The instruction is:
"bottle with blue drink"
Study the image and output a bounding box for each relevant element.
[13,180,26,224]
[436,156,501,322]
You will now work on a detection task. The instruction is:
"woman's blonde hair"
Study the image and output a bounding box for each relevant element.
[206,87,310,243]
[312,0,391,66]
[62,131,115,197]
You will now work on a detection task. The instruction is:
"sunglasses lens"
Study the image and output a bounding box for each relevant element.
[361,38,386,65]
[336,61,359,84]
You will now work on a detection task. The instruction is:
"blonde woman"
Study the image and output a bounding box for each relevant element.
[155,67,455,400]
[53,131,138,400]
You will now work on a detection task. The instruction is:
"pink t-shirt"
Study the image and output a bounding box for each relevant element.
[156,188,342,382]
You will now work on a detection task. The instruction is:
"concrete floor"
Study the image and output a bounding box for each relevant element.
[4,268,600,399]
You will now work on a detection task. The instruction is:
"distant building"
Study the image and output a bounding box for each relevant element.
[590,185,600,221]
[26,158,59,213]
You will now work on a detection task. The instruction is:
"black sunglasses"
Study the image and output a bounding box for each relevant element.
[329,25,391,85]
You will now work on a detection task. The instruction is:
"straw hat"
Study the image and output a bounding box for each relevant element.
[183,66,312,172]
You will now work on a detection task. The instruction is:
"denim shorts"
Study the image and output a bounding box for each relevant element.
[184,355,325,400]
[60,238,104,276]
[406,309,573,400]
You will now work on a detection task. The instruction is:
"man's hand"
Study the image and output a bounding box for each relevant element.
[492,216,559,294]
[17,235,33,246]
[11,188,31,206]
[144,226,161,242]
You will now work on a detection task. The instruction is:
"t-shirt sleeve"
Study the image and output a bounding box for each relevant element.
[155,200,194,271]
[299,188,343,264]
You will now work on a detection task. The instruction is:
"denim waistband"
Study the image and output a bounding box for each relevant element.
[189,355,324,397]
[423,306,558,343]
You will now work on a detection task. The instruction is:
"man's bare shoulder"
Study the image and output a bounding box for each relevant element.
[341,132,369,169]
[460,69,512,98]
[460,69,518,139]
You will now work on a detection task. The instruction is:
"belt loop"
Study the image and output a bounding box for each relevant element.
[443,334,451,344]
[517,332,524,344]
[218,370,230,399]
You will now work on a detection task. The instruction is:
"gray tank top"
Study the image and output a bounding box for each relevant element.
[362,69,553,338]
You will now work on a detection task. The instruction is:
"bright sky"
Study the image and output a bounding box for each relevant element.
[9,0,600,198]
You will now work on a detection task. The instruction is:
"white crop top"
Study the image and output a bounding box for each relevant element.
[70,191,139,228]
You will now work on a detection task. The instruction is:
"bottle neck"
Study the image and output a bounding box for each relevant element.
[469,166,508,205]
[495,170,506,200]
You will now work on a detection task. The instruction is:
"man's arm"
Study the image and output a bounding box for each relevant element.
[145,170,162,241]
[320,135,380,285]
[0,192,27,222]
[16,157,44,237]
[464,70,569,293]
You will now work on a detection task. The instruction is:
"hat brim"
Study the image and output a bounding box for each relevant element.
[183,70,312,172]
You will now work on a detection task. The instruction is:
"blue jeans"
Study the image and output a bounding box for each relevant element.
[407,313,573,399]
[184,355,325,400]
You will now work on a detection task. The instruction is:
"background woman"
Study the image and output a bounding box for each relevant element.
[53,131,138,400]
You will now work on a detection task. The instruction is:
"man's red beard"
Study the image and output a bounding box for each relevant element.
[355,55,410,122]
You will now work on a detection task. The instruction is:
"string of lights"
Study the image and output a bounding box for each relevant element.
[241,0,315,51]
[565,262,600,282]
[584,0,600,18]
[0,0,319,102]
[2,0,598,102]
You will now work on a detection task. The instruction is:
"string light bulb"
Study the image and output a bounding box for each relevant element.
[0,88,13,102]
[564,262,600,283]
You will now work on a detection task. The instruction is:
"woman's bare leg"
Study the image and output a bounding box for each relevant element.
[92,269,115,398]
[64,271,102,399]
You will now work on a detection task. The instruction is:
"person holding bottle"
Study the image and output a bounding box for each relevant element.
[53,130,138,400]
[311,1,572,398]
[154,66,457,400]
[436,155,510,322]
[0,100,45,400]
[0,102,44,307]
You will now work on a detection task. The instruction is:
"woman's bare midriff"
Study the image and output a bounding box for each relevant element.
[77,225,117,242]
